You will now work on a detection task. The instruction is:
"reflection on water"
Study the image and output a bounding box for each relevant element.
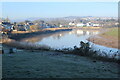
[35,29,99,49]
[23,29,119,57]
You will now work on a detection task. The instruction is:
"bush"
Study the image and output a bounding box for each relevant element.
[63,41,120,63]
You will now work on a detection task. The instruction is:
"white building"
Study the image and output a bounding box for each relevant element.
[93,24,100,27]
[76,23,85,27]
[115,22,119,25]
[86,22,93,27]
[59,24,63,27]
[86,22,100,27]
[69,22,75,26]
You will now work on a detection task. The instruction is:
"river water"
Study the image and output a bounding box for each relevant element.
[24,29,119,58]
[35,29,99,49]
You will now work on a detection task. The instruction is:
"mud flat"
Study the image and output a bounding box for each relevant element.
[88,27,119,49]
[88,35,119,49]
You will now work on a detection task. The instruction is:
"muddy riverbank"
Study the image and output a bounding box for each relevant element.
[88,28,119,49]
[88,35,119,49]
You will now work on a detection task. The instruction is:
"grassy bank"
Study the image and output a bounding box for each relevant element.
[2,45,120,78]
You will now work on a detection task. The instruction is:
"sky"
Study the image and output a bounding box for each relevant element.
[1,0,119,2]
[1,2,118,20]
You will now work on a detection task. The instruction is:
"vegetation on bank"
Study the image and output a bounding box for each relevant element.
[11,27,71,34]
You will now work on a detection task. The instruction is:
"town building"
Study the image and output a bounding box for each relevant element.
[86,22,93,27]
[76,23,85,27]
[59,24,63,27]
[93,24,100,27]
[69,21,75,27]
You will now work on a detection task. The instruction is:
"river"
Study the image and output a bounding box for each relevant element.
[23,29,119,58]
[35,29,99,49]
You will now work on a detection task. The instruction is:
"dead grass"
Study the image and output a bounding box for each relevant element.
[11,27,69,34]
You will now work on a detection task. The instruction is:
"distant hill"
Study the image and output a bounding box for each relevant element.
[11,16,93,22]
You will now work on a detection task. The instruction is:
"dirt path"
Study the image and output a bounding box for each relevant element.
[2,48,120,78]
